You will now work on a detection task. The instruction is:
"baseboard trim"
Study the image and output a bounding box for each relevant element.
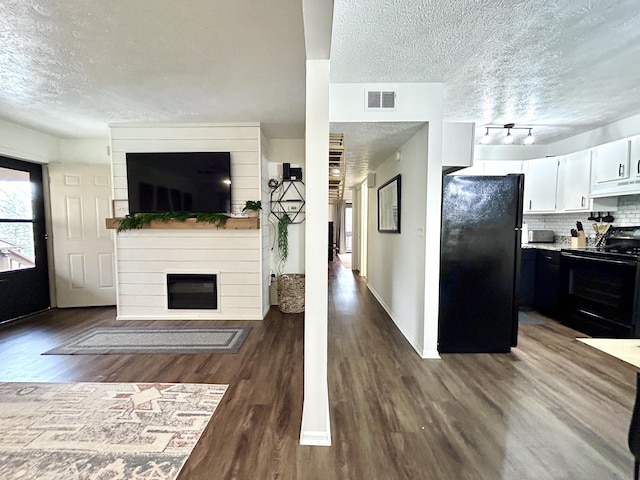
[299,430,332,446]
[421,349,441,359]
[367,283,428,358]
[300,400,332,446]
[115,314,264,321]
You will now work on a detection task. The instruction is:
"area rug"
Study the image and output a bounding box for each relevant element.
[518,311,545,325]
[44,327,251,355]
[0,382,227,480]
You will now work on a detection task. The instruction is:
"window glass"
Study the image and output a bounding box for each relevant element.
[0,167,35,271]
[0,167,33,220]
[0,223,35,272]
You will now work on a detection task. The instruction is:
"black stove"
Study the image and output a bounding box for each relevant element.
[559,226,640,338]
[563,226,640,262]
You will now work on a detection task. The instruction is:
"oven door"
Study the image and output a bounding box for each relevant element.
[561,251,640,337]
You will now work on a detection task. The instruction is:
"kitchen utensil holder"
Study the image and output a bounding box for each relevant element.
[571,231,587,248]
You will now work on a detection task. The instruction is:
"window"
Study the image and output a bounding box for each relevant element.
[0,167,36,272]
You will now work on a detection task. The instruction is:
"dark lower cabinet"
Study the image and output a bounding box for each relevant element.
[519,248,537,308]
[534,250,562,317]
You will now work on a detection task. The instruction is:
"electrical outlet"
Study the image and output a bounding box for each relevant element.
[286,204,300,212]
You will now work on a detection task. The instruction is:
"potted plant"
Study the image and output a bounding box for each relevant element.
[243,200,261,218]
[276,214,304,313]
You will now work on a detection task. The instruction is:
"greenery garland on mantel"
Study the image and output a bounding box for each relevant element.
[116,212,230,233]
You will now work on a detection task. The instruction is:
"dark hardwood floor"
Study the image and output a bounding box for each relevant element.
[0,259,636,479]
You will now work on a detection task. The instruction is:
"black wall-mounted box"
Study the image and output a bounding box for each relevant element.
[290,167,303,181]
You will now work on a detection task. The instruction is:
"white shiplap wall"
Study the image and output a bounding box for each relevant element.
[110,124,265,320]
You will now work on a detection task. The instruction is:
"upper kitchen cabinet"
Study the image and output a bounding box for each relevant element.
[630,136,640,179]
[592,140,629,184]
[591,138,640,197]
[557,150,617,212]
[442,122,474,173]
[523,157,558,213]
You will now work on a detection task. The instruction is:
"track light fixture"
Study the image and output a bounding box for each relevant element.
[479,123,535,145]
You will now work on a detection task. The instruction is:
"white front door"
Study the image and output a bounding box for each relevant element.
[48,163,116,307]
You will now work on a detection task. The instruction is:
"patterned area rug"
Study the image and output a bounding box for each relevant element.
[44,327,251,355]
[0,382,227,480]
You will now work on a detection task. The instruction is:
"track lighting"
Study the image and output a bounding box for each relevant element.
[480,127,490,145]
[479,123,535,145]
[523,128,535,145]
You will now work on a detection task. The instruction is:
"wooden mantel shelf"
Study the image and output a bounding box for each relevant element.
[105,217,259,230]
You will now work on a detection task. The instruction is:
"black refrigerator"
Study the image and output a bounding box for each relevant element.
[438,174,524,353]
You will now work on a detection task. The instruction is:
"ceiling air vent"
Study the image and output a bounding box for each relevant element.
[366,90,396,110]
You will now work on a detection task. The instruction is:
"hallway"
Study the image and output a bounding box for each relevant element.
[0,258,636,479]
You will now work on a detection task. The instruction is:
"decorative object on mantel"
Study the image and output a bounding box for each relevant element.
[113,212,229,232]
[111,199,129,217]
[242,200,262,218]
[105,215,257,231]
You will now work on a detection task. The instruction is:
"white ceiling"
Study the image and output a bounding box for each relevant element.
[0,1,306,139]
[2,1,640,187]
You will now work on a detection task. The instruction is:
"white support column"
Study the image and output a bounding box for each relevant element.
[422,120,444,358]
[300,59,331,446]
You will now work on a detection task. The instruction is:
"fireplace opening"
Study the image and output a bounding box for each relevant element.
[167,274,218,310]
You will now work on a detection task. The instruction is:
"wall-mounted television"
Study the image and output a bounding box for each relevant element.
[125,152,232,214]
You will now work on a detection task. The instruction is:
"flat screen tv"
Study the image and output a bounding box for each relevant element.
[125,152,232,214]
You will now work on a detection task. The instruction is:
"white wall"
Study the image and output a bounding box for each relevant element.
[330,83,444,121]
[0,118,60,163]
[330,83,444,358]
[267,139,305,274]
[59,139,110,164]
[366,125,429,355]
[110,123,266,321]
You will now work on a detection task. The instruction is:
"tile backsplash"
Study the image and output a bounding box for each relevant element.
[524,194,640,241]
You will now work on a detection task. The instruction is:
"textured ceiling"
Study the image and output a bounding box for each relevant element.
[331,122,425,186]
[0,1,306,138]
[3,1,640,191]
[331,0,640,145]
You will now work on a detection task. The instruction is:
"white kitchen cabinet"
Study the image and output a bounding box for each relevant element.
[557,150,617,212]
[630,136,640,179]
[442,122,474,169]
[592,140,630,184]
[523,157,558,213]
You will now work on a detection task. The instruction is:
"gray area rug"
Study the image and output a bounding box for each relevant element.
[0,382,227,480]
[44,327,251,355]
[518,311,545,325]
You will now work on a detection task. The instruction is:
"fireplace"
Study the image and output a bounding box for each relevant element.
[167,274,218,310]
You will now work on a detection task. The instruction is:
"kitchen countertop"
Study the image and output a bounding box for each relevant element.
[522,242,564,251]
[578,338,640,370]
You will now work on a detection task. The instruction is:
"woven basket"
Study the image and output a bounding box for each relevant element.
[277,274,305,313]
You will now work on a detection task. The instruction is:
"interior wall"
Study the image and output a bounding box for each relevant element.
[109,123,265,321]
[58,139,111,164]
[267,139,305,275]
[0,118,60,163]
[366,124,429,354]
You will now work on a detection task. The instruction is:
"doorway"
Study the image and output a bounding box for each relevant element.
[345,203,353,253]
[0,156,50,322]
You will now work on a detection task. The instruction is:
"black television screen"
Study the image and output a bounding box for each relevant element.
[125,152,232,214]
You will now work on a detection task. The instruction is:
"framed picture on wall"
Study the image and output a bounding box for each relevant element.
[112,199,129,218]
[377,174,401,233]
